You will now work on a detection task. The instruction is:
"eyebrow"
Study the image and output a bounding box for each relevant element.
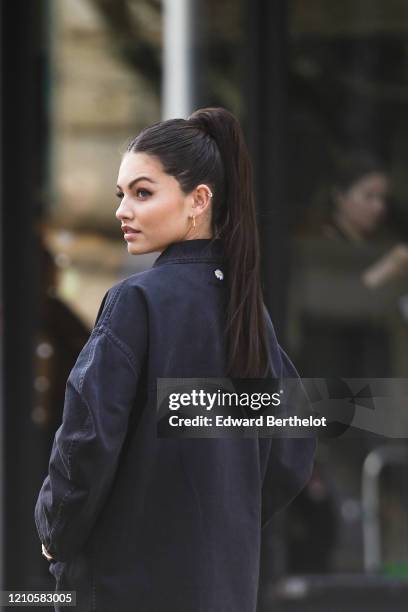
[116,176,157,191]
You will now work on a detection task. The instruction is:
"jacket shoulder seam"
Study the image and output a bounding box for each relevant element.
[92,324,139,375]
[96,281,125,326]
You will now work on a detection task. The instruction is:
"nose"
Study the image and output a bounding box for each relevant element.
[115,197,133,222]
[372,196,386,217]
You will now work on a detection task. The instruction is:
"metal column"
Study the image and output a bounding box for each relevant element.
[244,0,290,338]
[162,0,205,119]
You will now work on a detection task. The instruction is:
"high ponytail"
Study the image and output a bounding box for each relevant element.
[127,106,270,377]
[188,108,269,377]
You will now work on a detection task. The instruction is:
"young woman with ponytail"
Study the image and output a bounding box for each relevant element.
[35,107,315,611]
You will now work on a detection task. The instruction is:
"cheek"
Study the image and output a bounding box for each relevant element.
[136,203,161,227]
[356,198,382,228]
[348,192,368,218]
[139,197,185,228]
[341,195,359,219]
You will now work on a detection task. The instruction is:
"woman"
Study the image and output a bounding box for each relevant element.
[35,107,316,612]
[323,152,389,243]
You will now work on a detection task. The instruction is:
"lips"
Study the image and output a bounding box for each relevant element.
[121,225,141,234]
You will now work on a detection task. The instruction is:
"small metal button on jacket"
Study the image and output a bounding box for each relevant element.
[214,268,224,280]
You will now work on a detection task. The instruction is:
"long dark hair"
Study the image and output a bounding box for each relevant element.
[333,151,386,194]
[127,107,270,377]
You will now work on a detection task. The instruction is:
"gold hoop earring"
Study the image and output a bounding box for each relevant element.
[192,215,196,229]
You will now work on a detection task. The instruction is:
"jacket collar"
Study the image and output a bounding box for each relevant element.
[153,238,224,267]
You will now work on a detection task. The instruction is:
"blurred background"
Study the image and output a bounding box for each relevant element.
[1,1,408,610]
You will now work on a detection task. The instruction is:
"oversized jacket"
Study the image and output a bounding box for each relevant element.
[35,238,316,612]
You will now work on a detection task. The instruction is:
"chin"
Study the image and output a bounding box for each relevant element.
[128,243,146,255]
[363,222,380,236]
[127,241,156,256]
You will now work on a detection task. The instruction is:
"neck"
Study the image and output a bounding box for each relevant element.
[333,211,366,243]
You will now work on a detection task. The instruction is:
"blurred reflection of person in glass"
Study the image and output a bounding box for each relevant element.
[323,152,389,243]
[323,152,408,293]
[291,151,407,380]
[285,151,407,576]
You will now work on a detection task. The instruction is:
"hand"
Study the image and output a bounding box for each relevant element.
[41,543,54,561]
[362,243,408,288]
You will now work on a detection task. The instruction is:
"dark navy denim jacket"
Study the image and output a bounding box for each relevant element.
[35,238,316,612]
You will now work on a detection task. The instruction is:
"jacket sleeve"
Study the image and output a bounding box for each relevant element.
[34,281,148,561]
[261,313,317,528]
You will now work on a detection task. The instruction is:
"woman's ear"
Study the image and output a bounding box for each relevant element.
[191,184,213,217]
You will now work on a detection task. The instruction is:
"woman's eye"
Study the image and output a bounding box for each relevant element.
[115,189,151,200]
[136,188,151,198]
